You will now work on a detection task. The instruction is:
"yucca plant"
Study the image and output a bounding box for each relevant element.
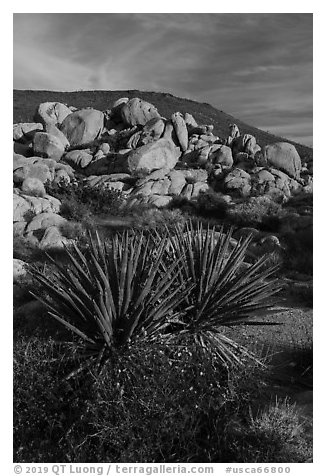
[30,230,191,372]
[159,221,282,366]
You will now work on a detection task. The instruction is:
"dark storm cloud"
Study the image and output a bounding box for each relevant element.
[13,13,312,145]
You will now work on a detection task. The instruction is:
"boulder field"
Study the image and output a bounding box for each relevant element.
[13,95,313,249]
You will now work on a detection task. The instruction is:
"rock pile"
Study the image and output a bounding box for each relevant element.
[13,95,313,248]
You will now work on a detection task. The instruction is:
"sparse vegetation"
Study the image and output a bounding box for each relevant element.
[13,90,313,464]
[227,196,283,229]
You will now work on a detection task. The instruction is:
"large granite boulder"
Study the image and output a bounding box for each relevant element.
[171,112,188,152]
[13,122,43,142]
[44,124,70,149]
[13,161,53,185]
[34,102,72,127]
[60,109,104,147]
[138,118,166,146]
[33,132,65,161]
[13,192,61,223]
[209,145,233,168]
[123,138,180,174]
[21,177,46,197]
[232,134,258,158]
[64,150,93,169]
[261,142,302,180]
[120,98,161,127]
[224,168,252,197]
[25,212,67,234]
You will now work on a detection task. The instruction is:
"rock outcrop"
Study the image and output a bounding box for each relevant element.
[60,109,104,147]
[260,142,302,180]
[13,94,312,244]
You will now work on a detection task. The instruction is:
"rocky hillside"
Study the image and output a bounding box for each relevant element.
[14,90,313,162]
[13,93,313,252]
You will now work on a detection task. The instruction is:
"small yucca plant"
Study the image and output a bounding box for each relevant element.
[30,230,190,372]
[160,221,282,366]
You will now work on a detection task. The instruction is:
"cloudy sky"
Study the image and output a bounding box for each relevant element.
[13,13,313,146]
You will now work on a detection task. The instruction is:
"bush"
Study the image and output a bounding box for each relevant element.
[282,228,313,275]
[45,179,125,219]
[13,333,264,462]
[161,221,281,366]
[30,222,281,371]
[221,398,311,462]
[14,335,311,463]
[29,230,189,372]
[195,190,228,219]
[227,196,283,230]
[132,208,188,233]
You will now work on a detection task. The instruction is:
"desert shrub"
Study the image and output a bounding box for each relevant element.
[282,228,313,275]
[227,196,283,230]
[29,230,189,372]
[169,195,197,213]
[195,190,229,219]
[30,222,281,370]
[14,334,310,463]
[220,398,311,462]
[157,221,281,366]
[132,208,188,233]
[13,332,268,463]
[46,179,125,219]
[14,335,90,462]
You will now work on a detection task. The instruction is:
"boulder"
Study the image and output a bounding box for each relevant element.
[171,113,188,152]
[33,132,65,161]
[34,102,72,126]
[13,221,27,237]
[209,145,233,168]
[39,225,70,250]
[110,97,129,122]
[124,138,180,174]
[13,162,52,185]
[127,131,142,149]
[232,134,257,157]
[25,212,67,234]
[262,142,302,179]
[224,168,251,197]
[139,117,166,145]
[64,150,93,169]
[182,169,208,183]
[148,195,172,208]
[60,109,104,147]
[21,177,46,197]
[136,168,170,187]
[13,194,32,222]
[45,124,70,149]
[162,120,181,150]
[184,113,198,128]
[13,142,33,156]
[120,98,161,127]
[85,173,132,188]
[168,170,187,196]
[98,142,111,155]
[229,123,240,140]
[151,177,171,196]
[197,145,211,166]
[13,192,61,222]
[192,182,209,197]
[133,181,155,196]
[13,122,43,142]
[181,183,193,200]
